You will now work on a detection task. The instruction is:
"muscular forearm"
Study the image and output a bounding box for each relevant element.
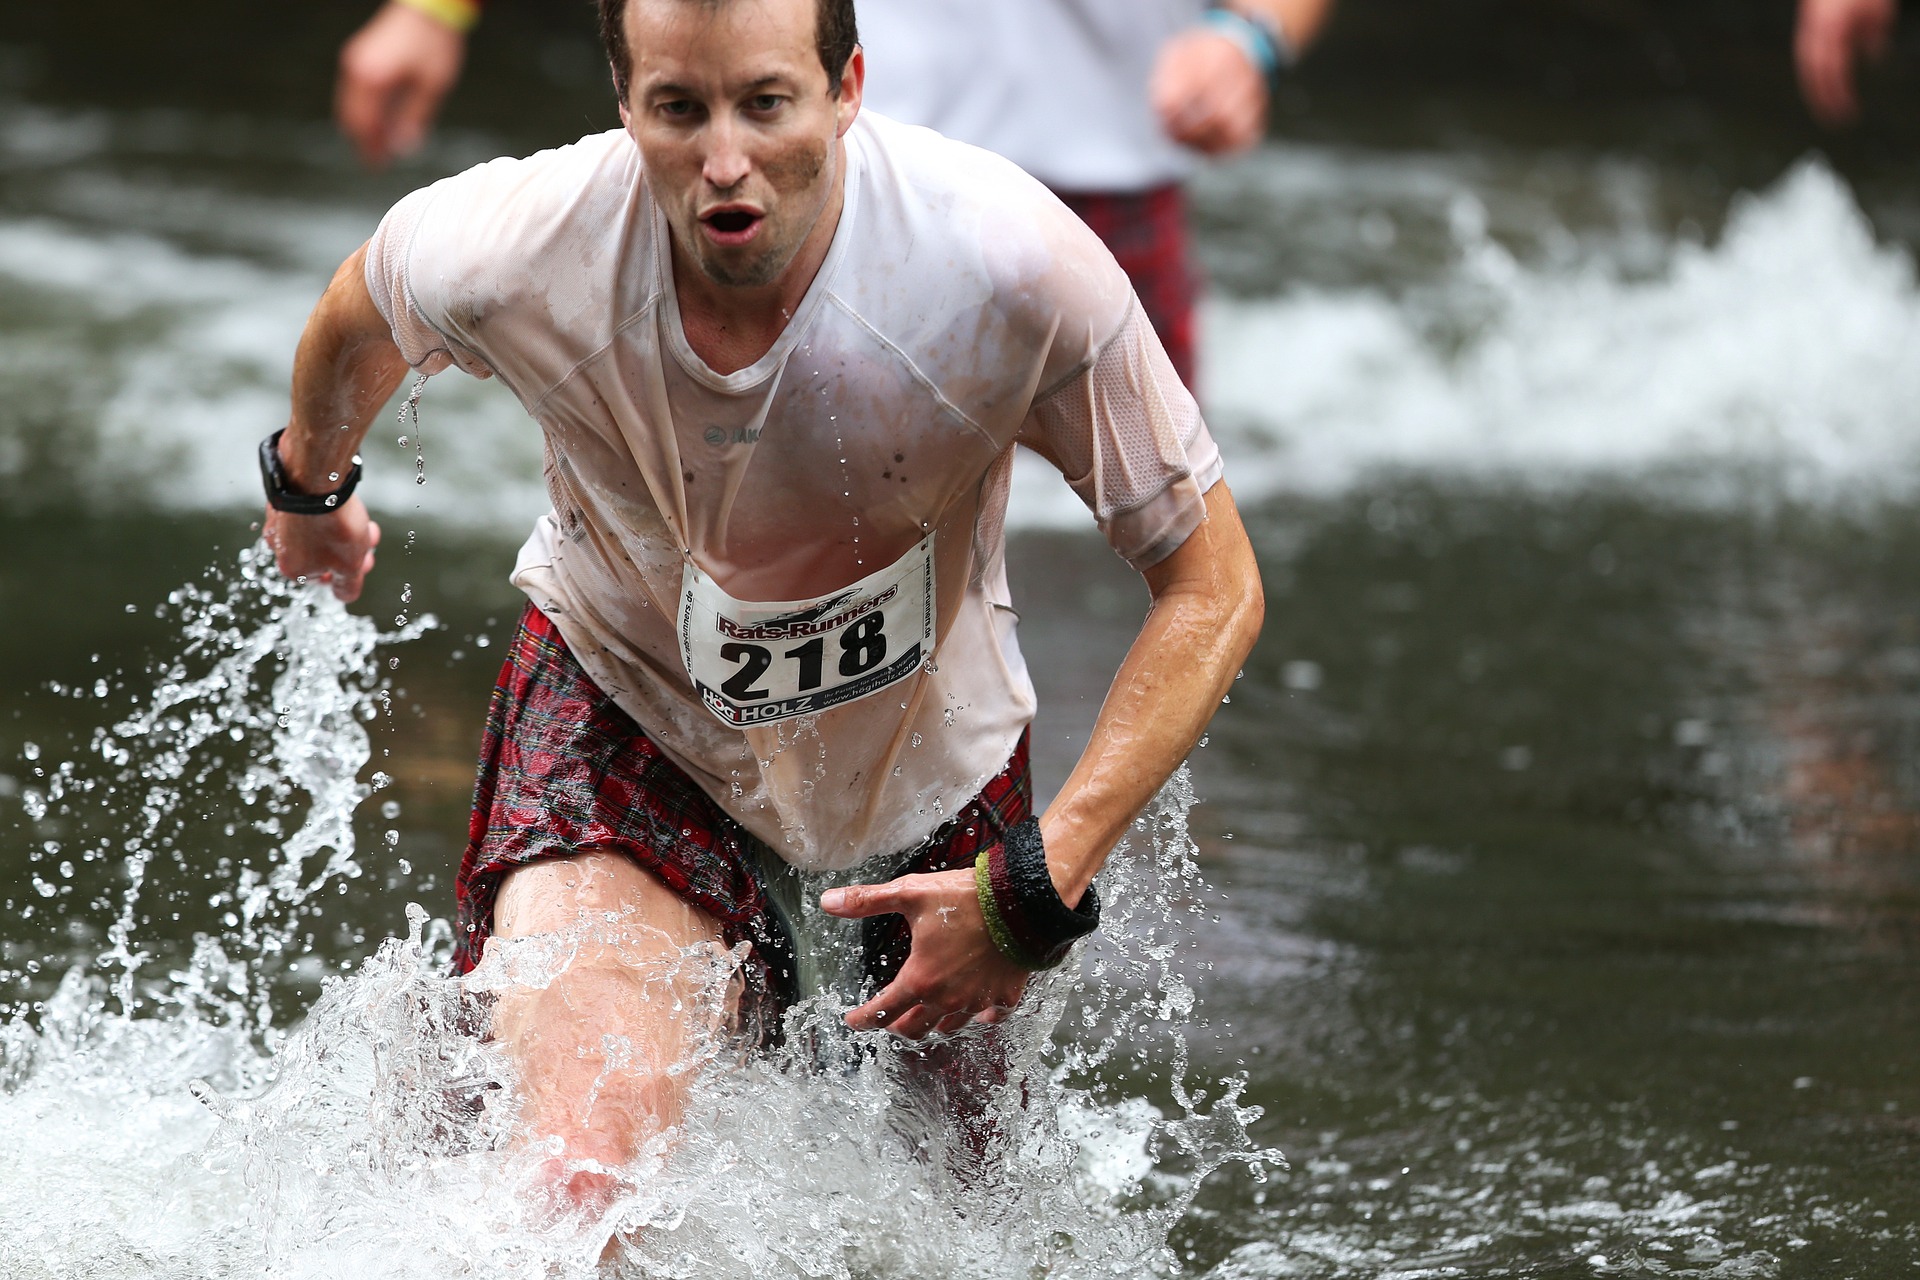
[262,244,408,602]
[1233,0,1334,58]
[281,244,411,491]
[1040,482,1265,901]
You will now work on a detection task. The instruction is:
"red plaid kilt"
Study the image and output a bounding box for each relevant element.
[1056,183,1199,390]
[454,604,1033,1030]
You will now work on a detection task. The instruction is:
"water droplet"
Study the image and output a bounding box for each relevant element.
[380,800,401,820]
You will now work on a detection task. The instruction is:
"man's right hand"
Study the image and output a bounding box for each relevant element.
[336,3,469,168]
[1797,0,1899,126]
[264,498,382,603]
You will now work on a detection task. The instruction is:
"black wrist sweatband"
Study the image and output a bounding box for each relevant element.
[974,816,1101,971]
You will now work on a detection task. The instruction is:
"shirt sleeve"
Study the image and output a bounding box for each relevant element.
[362,184,495,380]
[1017,300,1224,570]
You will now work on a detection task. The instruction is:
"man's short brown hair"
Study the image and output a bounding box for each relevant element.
[598,0,860,102]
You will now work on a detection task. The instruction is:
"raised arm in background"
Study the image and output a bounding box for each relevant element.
[336,0,475,168]
[1152,0,1337,155]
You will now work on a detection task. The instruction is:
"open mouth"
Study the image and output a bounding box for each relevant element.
[703,209,761,236]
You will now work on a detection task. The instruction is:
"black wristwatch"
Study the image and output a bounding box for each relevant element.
[259,428,362,515]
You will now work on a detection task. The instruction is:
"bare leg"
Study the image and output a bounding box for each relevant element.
[482,850,737,1210]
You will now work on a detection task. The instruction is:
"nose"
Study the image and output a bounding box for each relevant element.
[702,116,751,193]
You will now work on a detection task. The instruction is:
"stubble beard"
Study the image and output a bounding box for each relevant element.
[686,143,836,291]
[690,233,793,289]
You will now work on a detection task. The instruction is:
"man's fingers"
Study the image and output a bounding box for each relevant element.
[332,555,369,602]
[1795,1,1894,125]
[388,80,451,160]
[844,974,920,1030]
[1163,83,1265,155]
[1813,50,1859,124]
[336,64,401,167]
[888,1006,940,1040]
[819,881,906,919]
[934,1009,975,1035]
[1796,18,1855,124]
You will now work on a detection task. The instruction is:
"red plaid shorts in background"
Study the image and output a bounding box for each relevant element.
[453,603,1033,1033]
[1057,183,1200,390]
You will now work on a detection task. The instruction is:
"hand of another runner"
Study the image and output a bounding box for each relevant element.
[1150,28,1270,156]
[336,2,468,168]
[264,497,381,603]
[820,869,1029,1038]
[1796,0,1899,125]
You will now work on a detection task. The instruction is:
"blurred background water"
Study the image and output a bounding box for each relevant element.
[4,1,1920,1276]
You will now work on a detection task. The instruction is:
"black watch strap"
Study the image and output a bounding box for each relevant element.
[259,428,362,515]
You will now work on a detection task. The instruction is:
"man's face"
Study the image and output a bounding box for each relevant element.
[622,0,861,290]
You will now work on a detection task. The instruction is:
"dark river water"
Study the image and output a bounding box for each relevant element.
[4,2,1920,1277]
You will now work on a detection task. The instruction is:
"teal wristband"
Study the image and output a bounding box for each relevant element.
[1202,7,1290,92]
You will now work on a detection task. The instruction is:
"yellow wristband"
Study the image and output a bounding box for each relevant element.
[394,0,480,34]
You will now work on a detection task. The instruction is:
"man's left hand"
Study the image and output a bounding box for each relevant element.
[819,869,1029,1038]
[1151,28,1270,155]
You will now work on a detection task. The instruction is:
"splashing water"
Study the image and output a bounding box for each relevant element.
[0,544,1271,1278]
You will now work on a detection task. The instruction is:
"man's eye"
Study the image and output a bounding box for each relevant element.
[659,100,696,118]
[749,95,783,112]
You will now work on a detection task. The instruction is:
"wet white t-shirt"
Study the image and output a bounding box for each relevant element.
[364,113,1222,871]
[860,0,1206,192]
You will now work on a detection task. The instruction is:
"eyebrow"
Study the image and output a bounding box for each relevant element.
[646,74,791,99]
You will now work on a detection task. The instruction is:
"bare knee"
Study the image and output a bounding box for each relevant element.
[469,849,742,1172]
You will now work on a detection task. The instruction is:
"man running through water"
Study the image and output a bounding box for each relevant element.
[263,0,1263,1208]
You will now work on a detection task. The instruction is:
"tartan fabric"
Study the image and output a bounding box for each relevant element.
[1056,182,1199,390]
[453,603,1032,1029]
[858,737,1033,994]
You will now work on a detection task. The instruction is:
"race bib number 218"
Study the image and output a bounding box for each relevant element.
[678,536,936,728]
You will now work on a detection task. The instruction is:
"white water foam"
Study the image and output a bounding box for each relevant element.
[0,546,1271,1278]
[1196,156,1920,503]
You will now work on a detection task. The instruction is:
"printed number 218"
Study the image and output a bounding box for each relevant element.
[720,613,889,700]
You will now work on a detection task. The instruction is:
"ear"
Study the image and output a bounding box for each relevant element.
[615,65,635,133]
[834,44,864,138]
